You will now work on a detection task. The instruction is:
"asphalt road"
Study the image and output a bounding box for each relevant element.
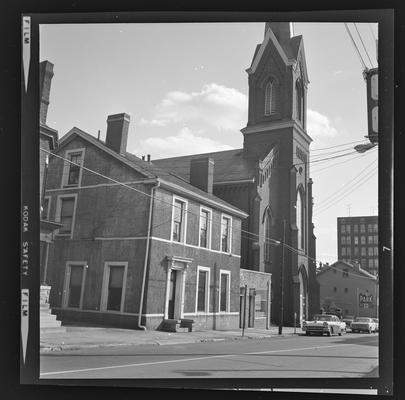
[40,332,378,379]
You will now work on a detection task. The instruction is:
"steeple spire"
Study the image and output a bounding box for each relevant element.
[264,22,291,46]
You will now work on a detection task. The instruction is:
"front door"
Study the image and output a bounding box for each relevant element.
[168,270,177,319]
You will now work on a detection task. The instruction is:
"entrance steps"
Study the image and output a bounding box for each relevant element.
[157,319,193,333]
[40,303,66,334]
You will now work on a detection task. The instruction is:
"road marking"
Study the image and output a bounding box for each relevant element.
[40,340,377,377]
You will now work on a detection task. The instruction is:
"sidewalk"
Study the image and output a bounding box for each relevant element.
[40,325,303,352]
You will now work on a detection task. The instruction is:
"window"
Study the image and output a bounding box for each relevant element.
[265,79,278,116]
[101,262,128,312]
[360,224,365,233]
[346,225,351,233]
[342,247,346,256]
[373,235,378,244]
[361,247,366,256]
[361,236,366,245]
[354,236,358,245]
[341,224,346,234]
[345,288,348,293]
[373,223,378,232]
[199,208,211,249]
[62,149,85,187]
[341,236,346,245]
[361,259,367,267]
[343,269,349,278]
[196,267,210,313]
[41,196,51,220]
[368,247,373,256]
[296,189,305,249]
[374,247,378,256]
[367,224,373,233]
[63,262,87,309]
[172,197,187,243]
[368,259,374,269]
[219,271,230,312]
[353,224,358,233]
[346,247,351,257]
[374,258,379,268]
[56,195,77,237]
[221,215,232,253]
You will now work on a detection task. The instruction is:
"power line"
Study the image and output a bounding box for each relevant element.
[354,23,374,68]
[344,23,367,71]
[311,140,369,152]
[368,23,377,42]
[314,168,377,216]
[315,158,378,207]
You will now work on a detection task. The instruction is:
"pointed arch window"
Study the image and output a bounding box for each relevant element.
[264,210,273,262]
[296,189,305,250]
[264,79,278,116]
[295,80,304,125]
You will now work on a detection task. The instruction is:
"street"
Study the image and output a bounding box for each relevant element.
[40,332,378,379]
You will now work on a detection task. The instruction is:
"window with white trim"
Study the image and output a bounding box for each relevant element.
[63,262,87,309]
[41,196,51,220]
[172,197,187,243]
[219,270,231,312]
[220,215,232,253]
[199,207,212,249]
[264,79,277,116]
[196,266,210,313]
[101,262,128,312]
[56,194,77,236]
[62,149,85,187]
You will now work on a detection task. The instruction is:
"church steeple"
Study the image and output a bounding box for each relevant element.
[264,22,291,47]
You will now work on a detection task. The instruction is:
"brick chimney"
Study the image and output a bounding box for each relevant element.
[105,113,130,154]
[190,157,214,194]
[39,61,54,124]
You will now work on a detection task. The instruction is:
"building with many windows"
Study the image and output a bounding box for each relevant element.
[44,113,248,330]
[337,216,378,276]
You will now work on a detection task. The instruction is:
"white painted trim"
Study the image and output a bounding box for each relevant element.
[52,307,164,317]
[61,148,86,188]
[218,269,231,313]
[183,312,239,316]
[46,179,156,193]
[62,261,88,309]
[213,179,255,185]
[220,213,232,254]
[54,193,78,239]
[100,262,128,313]
[195,266,211,314]
[159,179,248,219]
[170,195,188,244]
[198,206,212,249]
[90,235,241,257]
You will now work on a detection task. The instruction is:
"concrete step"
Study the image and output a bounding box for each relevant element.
[40,326,66,334]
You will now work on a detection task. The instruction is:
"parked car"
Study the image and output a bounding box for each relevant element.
[372,318,379,332]
[302,314,346,336]
[342,315,356,329]
[350,317,377,333]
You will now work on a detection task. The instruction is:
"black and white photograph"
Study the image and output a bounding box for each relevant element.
[18,8,395,396]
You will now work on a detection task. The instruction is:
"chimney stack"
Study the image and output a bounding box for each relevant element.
[190,157,214,194]
[39,60,54,124]
[105,113,130,154]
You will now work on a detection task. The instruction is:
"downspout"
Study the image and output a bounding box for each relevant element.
[137,179,160,331]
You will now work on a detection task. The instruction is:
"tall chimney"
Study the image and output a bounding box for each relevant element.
[105,113,130,154]
[39,61,54,124]
[190,157,214,194]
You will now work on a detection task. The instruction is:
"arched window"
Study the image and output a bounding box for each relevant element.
[264,211,272,262]
[296,189,305,250]
[295,80,303,124]
[265,79,277,116]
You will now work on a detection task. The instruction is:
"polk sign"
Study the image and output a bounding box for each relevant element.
[359,292,374,309]
[364,67,378,143]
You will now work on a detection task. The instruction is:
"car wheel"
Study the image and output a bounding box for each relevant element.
[306,331,310,336]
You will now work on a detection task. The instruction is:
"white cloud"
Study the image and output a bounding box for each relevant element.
[307,109,338,138]
[136,127,233,159]
[138,117,168,127]
[151,83,248,131]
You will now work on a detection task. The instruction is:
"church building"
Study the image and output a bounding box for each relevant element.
[153,23,320,326]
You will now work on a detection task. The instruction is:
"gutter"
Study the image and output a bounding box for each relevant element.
[137,180,160,331]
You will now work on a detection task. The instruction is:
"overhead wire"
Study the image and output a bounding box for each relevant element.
[344,23,367,71]
[354,23,374,68]
[311,140,369,152]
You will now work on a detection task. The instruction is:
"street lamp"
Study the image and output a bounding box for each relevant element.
[354,142,377,153]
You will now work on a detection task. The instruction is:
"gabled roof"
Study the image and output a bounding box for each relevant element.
[317,260,377,280]
[153,148,257,183]
[56,128,248,218]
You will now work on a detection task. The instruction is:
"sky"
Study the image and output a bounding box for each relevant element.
[39,21,379,265]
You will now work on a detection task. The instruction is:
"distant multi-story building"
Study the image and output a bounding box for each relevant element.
[337,216,378,276]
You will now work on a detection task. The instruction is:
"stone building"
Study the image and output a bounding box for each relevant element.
[153,23,320,325]
[317,260,378,318]
[45,113,248,330]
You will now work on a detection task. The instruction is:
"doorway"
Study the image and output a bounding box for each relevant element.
[168,270,178,319]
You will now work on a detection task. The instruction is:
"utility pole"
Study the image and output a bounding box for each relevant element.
[278,219,286,335]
